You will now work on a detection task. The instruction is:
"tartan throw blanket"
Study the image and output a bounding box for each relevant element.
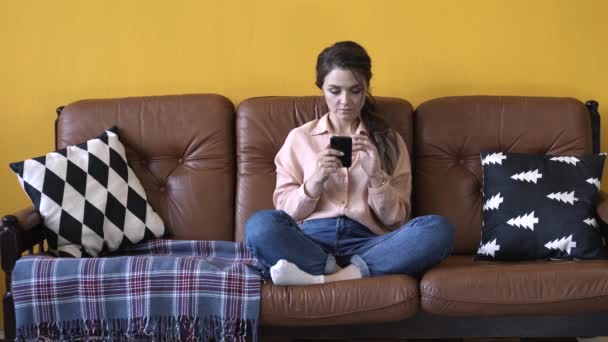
[12,239,262,341]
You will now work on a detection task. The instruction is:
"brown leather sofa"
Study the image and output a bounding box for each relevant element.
[2,94,608,340]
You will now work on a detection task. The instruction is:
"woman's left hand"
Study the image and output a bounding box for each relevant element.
[352,134,381,177]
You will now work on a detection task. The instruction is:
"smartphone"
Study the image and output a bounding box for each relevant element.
[330,136,352,168]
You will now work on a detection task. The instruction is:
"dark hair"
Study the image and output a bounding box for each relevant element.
[315,41,400,175]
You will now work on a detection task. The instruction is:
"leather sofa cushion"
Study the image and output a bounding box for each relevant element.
[57,94,236,241]
[414,96,593,254]
[421,255,608,316]
[260,275,419,325]
[235,96,413,241]
[236,97,416,326]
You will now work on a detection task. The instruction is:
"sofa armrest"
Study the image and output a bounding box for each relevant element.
[1,207,47,273]
[597,191,608,224]
[1,207,47,342]
[3,206,42,231]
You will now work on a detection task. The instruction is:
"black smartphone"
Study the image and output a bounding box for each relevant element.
[330,136,352,168]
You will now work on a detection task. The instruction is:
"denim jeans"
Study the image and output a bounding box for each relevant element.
[245,210,454,278]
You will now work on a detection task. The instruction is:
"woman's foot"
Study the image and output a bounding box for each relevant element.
[270,260,363,286]
[270,260,324,285]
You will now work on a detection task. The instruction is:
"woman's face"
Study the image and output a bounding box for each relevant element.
[322,68,367,122]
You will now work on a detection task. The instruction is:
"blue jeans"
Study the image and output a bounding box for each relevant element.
[245,210,454,278]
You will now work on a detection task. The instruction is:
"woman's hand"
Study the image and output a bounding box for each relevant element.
[304,144,343,198]
[353,135,384,186]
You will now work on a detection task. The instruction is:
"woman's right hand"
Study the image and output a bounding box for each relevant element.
[304,144,343,198]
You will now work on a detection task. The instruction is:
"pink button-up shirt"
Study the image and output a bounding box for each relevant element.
[273,113,412,235]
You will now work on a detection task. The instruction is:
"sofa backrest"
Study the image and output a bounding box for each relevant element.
[235,96,414,241]
[56,94,236,241]
[413,96,593,254]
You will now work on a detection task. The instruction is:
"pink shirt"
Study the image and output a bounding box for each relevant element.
[273,113,412,235]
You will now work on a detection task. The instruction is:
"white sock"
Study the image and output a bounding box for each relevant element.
[270,259,325,286]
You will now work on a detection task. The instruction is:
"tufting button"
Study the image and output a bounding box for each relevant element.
[159,186,166,192]
[178,158,184,164]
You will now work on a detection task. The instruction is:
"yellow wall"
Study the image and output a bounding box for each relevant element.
[1,0,607,330]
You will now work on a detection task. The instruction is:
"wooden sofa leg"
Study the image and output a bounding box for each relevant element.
[3,292,16,340]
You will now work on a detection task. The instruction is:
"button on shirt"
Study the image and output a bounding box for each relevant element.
[273,113,412,235]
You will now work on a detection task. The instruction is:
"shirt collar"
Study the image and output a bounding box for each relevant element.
[310,113,369,136]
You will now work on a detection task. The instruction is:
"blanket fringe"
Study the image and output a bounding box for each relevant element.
[17,315,257,341]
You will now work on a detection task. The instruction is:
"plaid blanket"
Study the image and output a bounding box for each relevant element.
[12,239,262,341]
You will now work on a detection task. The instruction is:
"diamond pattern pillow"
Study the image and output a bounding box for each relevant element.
[9,127,165,257]
[476,151,608,261]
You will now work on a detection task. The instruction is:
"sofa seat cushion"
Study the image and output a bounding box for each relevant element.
[260,274,418,326]
[421,255,608,316]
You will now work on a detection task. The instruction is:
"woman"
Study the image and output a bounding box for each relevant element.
[245,41,453,286]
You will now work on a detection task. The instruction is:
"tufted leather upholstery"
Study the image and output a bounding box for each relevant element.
[235,96,419,325]
[235,96,414,242]
[413,96,592,254]
[57,94,236,241]
[414,96,608,316]
[31,93,608,331]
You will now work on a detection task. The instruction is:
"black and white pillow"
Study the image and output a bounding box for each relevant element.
[9,127,165,257]
[476,151,607,261]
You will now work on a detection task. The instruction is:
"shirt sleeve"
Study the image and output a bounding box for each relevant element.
[367,132,412,229]
[272,131,320,221]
